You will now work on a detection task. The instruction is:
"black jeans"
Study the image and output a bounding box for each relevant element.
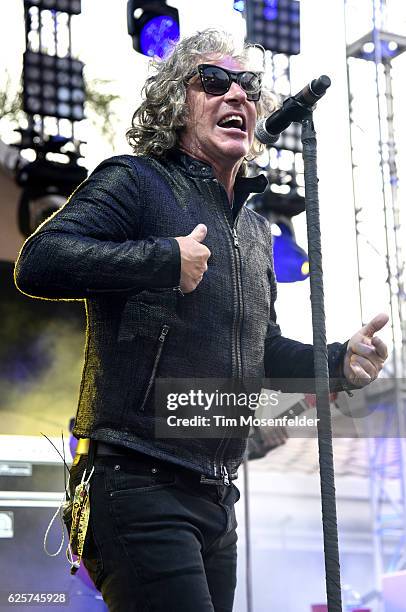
[70,452,239,612]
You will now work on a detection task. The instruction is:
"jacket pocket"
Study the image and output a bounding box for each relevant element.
[139,324,170,412]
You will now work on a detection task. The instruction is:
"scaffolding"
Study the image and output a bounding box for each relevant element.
[345,0,406,607]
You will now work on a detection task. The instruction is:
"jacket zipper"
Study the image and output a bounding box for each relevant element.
[139,324,170,412]
[212,181,244,485]
[173,285,184,296]
[231,226,243,379]
[221,463,231,486]
[218,225,243,486]
[201,464,230,486]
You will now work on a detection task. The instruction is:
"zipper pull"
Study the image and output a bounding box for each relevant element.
[173,286,184,297]
[158,325,170,342]
[232,228,239,249]
[221,464,231,486]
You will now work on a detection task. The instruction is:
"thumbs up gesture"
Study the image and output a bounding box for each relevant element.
[174,224,211,293]
[342,313,389,387]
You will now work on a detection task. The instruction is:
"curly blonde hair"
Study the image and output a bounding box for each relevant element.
[126,28,277,169]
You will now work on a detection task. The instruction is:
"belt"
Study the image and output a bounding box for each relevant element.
[75,438,134,456]
[72,439,236,485]
[72,438,133,466]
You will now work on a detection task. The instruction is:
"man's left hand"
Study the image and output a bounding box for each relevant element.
[343,313,389,388]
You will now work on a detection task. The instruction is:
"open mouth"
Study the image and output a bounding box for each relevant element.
[217,114,246,132]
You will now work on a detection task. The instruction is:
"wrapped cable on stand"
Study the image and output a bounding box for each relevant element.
[253,73,343,610]
[301,113,343,612]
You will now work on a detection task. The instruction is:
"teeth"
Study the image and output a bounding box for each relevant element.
[218,115,244,128]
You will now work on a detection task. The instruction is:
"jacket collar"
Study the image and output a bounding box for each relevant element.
[169,150,268,203]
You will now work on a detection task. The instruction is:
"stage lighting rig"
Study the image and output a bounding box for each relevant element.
[14,0,87,238]
[127,0,180,58]
[249,182,308,283]
[23,51,85,121]
[347,30,406,63]
[244,0,300,55]
[24,0,81,14]
[15,134,87,237]
[21,0,85,128]
[236,2,304,281]
[273,122,302,154]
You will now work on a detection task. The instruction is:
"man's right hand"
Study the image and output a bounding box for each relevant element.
[174,224,211,293]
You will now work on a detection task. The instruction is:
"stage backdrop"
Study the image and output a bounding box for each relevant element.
[0,260,85,437]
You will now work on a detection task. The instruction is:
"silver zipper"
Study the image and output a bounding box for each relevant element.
[200,467,230,486]
[173,285,184,296]
[232,227,239,248]
[221,464,231,486]
[212,181,244,482]
[218,225,243,484]
[139,324,170,412]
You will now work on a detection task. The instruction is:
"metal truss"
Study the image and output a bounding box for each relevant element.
[345,0,406,607]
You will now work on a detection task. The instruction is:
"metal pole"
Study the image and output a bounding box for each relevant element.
[371,0,398,375]
[372,0,406,566]
[242,456,253,612]
[383,61,406,377]
[345,56,365,327]
[301,113,343,611]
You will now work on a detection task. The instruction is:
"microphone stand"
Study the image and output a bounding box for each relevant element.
[301,110,343,612]
[267,96,343,610]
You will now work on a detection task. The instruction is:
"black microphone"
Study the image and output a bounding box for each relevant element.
[255,75,331,145]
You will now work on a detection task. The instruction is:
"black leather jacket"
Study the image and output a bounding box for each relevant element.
[15,152,346,482]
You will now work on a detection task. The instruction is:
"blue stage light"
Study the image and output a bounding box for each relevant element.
[263,7,278,20]
[263,0,278,15]
[290,7,299,23]
[139,14,179,58]
[233,0,245,12]
[272,222,309,282]
[127,1,180,57]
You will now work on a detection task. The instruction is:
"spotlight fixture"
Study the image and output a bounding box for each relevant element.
[246,0,300,55]
[233,0,245,12]
[16,135,87,237]
[249,186,308,283]
[23,51,85,120]
[272,221,309,282]
[347,30,406,62]
[127,0,180,58]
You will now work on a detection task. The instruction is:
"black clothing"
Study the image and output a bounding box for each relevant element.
[70,453,238,612]
[15,151,346,482]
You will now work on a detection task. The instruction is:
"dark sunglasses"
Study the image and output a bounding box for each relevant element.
[197,64,262,102]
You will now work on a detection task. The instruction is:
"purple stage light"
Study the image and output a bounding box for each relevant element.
[139,15,180,59]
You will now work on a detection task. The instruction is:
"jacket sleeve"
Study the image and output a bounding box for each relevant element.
[264,325,349,392]
[263,224,349,392]
[14,156,181,300]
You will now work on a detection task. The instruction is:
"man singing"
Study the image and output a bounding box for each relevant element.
[15,28,388,612]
